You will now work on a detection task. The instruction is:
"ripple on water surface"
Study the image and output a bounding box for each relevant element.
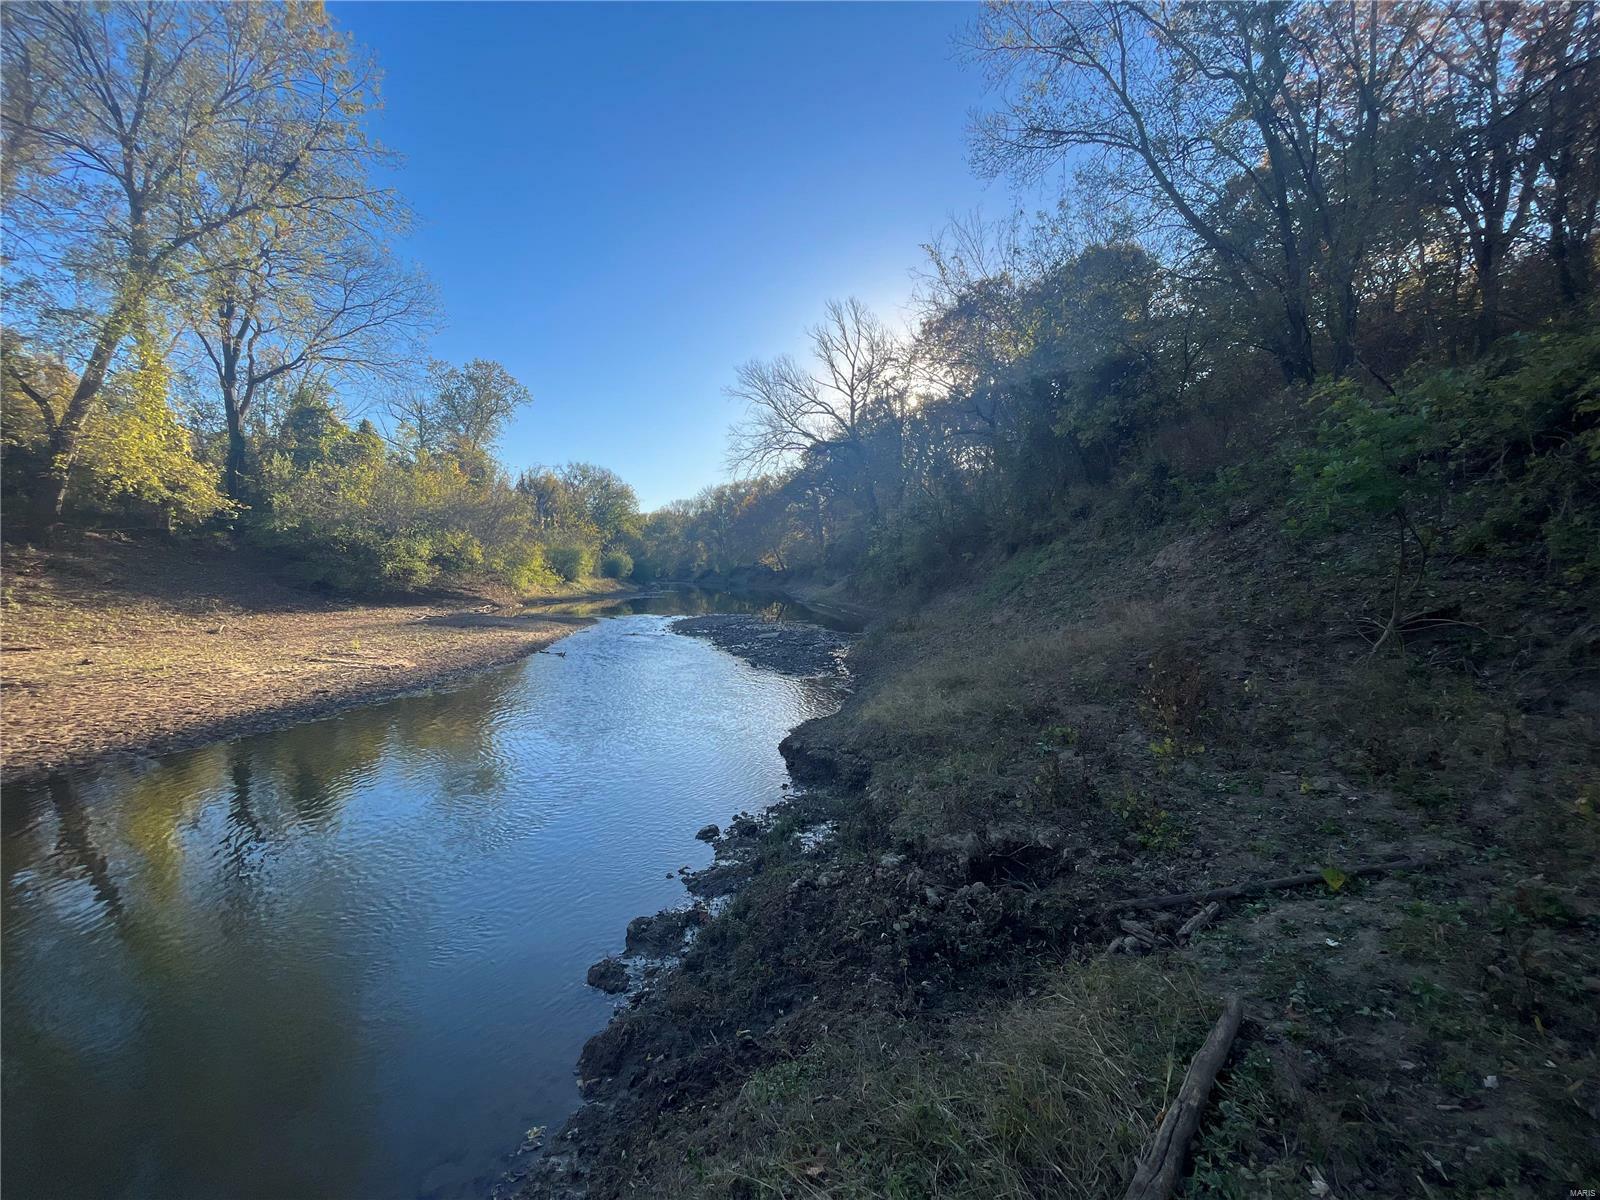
[1,608,845,1200]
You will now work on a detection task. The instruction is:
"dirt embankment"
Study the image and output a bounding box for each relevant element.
[520,508,1599,1200]
[1,535,597,783]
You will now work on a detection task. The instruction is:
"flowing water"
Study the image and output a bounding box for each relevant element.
[1,591,849,1200]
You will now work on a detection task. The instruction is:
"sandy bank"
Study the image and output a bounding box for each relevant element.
[1,536,595,783]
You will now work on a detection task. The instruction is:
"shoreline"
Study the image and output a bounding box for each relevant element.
[521,516,1600,1198]
[1,629,579,789]
[0,537,607,788]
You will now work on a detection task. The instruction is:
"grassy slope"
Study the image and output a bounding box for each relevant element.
[531,467,1598,1198]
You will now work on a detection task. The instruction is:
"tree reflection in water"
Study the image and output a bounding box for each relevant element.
[0,664,523,1200]
[2,601,845,1200]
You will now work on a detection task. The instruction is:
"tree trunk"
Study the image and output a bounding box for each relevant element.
[28,280,145,536]
[1475,258,1503,355]
[215,307,251,501]
[224,397,247,500]
[1279,294,1316,384]
[1331,279,1359,379]
[29,336,119,538]
[30,452,74,543]
[1548,157,1580,304]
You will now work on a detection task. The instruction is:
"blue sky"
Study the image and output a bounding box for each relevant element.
[328,1,1019,510]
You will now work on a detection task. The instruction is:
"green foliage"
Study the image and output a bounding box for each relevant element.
[1112,787,1182,852]
[401,359,533,476]
[252,405,536,594]
[628,555,663,583]
[545,544,591,583]
[1434,329,1600,579]
[265,385,379,475]
[2,329,233,529]
[636,476,800,579]
[238,390,635,595]
[75,340,236,528]
[487,543,555,594]
[1292,380,1439,532]
[1291,328,1600,581]
[432,529,485,573]
[599,549,633,579]
[555,462,641,550]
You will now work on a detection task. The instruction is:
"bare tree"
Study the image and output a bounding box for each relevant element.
[974,2,1421,382]
[975,2,1306,379]
[1413,2,1546,351]
[191,214,437,498]
[1523,1,1600,303]
[728,298,904,472]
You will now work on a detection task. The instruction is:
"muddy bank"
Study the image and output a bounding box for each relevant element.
[1,537,589,783]
[518,512,1600,1198]
[670,614,854,677]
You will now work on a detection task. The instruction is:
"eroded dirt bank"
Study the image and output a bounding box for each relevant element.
[1,536,595,782]
[520,511,1598,1199]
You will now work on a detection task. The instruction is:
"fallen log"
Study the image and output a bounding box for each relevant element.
[1109,856,1431,916]
[1118,918,1162,947]
[1175,901,1221,942]
[1123,994,1245,1200]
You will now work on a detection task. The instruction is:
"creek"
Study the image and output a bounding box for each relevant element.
[1,590,849,1200]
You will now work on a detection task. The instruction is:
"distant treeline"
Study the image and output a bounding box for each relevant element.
[4,3,1596,601]
[639,1,1599,595]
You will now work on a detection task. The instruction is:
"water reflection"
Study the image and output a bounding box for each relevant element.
[2,605,843,1200]
[525,585,862,631]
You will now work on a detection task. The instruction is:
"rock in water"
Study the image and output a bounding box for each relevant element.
[585,957,629,994]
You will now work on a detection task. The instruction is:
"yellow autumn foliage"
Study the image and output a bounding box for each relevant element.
[3,329,234,528]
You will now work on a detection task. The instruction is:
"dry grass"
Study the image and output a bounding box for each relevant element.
[648,958,1214,1200]
[857,598,1183,741]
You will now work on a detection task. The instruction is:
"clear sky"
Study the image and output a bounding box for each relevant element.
[327,1,1016,510]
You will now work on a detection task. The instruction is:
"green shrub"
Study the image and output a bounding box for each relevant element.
[432,529,484,573]
[1290,379,1438,536]
[1290,327,1600,585]
[600,549,633,579]
[490,543,555,595]
[272,528,440,593]
[375,534,439,590]
[546,544,591,583]
[252,428,565,595]
[3,327,235,530]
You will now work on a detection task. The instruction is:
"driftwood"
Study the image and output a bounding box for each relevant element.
[1123,994,1246,1200]
[1110,857,1431,916]
[1175,901,1221,942]
[1107,899,1225,955]
[1119,918,1162,947]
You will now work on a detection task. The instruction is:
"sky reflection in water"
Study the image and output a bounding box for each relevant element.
[2,605,843,1200]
